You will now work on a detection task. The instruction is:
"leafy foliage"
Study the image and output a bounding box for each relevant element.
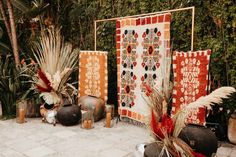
[0,54,32,116]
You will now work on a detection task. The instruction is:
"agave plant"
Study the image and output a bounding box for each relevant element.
[31,26,79,105]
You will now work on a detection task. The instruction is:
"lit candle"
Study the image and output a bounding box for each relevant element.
[19,108,25,123]
[87,120,92,129]
[106,112,111,128]
[83,120,88,129]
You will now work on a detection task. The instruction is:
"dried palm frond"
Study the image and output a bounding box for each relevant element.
[173,87,236,137]
[143,85,164,120]
[31,27,79,104]
[171,137,194,157]
[40,91,61,105]
[32,27,78,75]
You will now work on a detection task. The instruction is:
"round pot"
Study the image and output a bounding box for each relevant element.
[57,104,81,126]
[178,124,218,157]
[228,113,236,144]
[78,95,105,122]
[144,142,167,157]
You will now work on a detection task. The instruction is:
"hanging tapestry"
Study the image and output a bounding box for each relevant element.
[172,50,211,125]
[78,51,108,101]
[116,13,171,123]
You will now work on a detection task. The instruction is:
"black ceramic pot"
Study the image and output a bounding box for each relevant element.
[178,124,218,157]
[57,104,81,126]
[144,142,168,157]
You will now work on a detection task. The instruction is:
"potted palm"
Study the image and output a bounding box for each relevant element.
[31,26,79,123]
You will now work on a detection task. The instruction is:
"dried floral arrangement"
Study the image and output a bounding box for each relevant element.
[31,27,79,105]
[144,85,236,157]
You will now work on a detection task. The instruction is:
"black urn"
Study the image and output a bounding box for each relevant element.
[178,124,218,157]
[57,104,81,126]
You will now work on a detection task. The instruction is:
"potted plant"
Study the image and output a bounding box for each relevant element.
[0,54,33,118]
[143,86,235,157]
[30,26,79,123]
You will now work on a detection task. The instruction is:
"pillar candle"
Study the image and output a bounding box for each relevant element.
[87,120,92,129]
[83,120,88,129]
[106,112,111,128]
[19,108,25,123]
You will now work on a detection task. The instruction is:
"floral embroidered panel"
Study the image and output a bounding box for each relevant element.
[78,51,108,101]
[116,14,171,123]
[172,50,211,125]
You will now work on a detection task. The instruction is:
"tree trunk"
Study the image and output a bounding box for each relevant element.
[0,0,12,46]
[6,0,20,67]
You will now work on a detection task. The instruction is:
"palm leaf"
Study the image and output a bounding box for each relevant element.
[172,87,236,137]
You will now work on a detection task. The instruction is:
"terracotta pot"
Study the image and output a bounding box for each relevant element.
[178,124,218,157]
[228,113,236,144]
[144,142,167,157]
[78,95,105,122]
[57,104,81,126]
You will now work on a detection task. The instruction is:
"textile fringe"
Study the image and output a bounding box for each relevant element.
[120,117,147,128]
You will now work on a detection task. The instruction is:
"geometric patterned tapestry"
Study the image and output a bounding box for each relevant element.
[116,13,171,123]
[78,51,108,101]
[172,50,211,125]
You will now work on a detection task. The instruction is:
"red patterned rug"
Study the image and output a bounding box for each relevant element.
[116,14,171,123]
[172,50,211,125]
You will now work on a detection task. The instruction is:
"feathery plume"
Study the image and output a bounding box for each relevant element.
[173,87,236,137]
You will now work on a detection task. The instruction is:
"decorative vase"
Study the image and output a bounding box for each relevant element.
[57,104,81,126]
[144,142,168,157]
[178,124,218,157]
[228,113,236,144]
[78,95,105,122]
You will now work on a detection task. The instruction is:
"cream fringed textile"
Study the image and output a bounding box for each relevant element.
[116,13,171,123]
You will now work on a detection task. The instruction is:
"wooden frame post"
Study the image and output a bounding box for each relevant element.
[94,6,195,51]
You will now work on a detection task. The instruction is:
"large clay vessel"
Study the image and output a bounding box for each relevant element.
[78,95,105,122]
[57,104,81,126]
[228,113,236,144]
[178,124,218,157]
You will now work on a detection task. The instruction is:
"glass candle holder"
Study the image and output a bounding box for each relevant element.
[81,110,94,129]
[104,104,114,128]
[16,100,27,123]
